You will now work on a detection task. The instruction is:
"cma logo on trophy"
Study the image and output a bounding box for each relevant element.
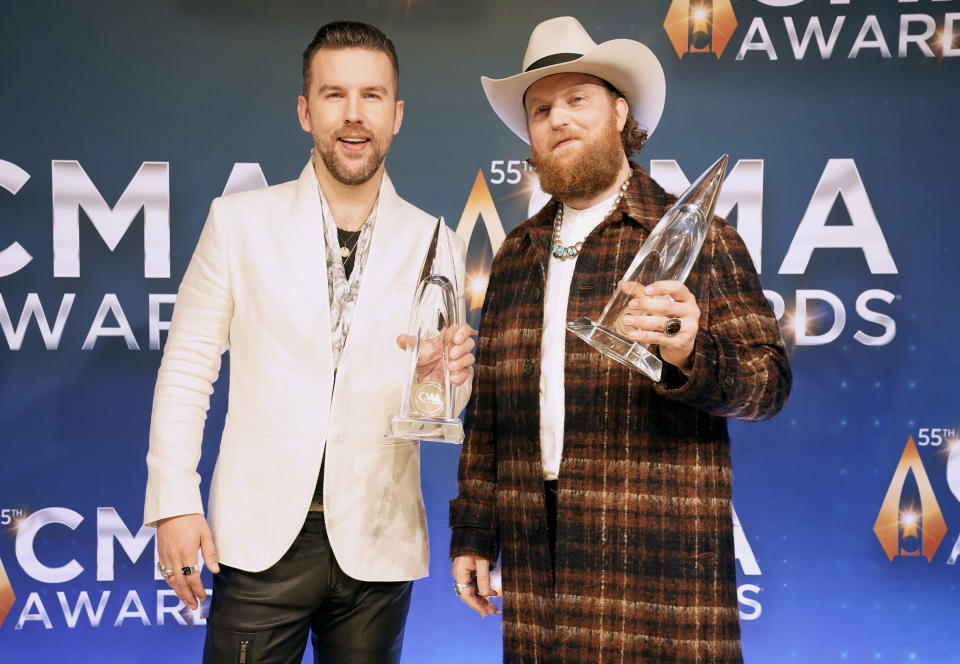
[873,434,960,563]
[0,554,15,629]
[663,0,738,58]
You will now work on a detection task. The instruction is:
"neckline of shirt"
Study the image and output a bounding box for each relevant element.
[559,190,621,246]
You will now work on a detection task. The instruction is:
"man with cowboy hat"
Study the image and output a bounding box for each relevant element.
[449,16,791,663]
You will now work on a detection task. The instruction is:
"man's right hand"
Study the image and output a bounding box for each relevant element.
[156,513,220,611]
[451,555,499,617]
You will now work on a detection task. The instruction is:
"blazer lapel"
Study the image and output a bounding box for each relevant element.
[285,162,335,384]
[344,173,434,358]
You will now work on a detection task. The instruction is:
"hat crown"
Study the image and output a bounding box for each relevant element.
[481,15,666,145]
[521,16,598,71]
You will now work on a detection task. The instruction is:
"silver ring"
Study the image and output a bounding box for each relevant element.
[158,563,175,579]
[181,564,201,576]
[664,317,682,337]
[454,582,470,597]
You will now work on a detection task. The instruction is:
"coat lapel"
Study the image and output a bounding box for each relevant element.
[284,162,335,385]
[344,173,434,356]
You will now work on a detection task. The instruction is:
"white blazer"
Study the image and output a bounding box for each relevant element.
[144,160,467,581]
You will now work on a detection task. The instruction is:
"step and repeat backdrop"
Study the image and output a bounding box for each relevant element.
[1,1,958,662]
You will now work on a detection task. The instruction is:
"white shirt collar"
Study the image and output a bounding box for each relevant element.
[558,190,621,245]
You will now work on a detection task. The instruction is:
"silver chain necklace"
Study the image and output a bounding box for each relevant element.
[551,177,630,260]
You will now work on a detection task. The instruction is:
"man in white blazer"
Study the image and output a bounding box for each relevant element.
[144,20,473,664]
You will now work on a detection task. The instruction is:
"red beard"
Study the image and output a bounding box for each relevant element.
[530,119,624,203]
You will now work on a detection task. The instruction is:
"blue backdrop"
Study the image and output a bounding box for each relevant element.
[2,1,959,662]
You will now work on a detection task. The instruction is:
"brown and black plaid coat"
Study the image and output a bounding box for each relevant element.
[449,163,791,663]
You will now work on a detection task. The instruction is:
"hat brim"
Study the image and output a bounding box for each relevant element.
[481,39,666,145]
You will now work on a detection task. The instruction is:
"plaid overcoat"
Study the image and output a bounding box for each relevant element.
[449,163,791,663]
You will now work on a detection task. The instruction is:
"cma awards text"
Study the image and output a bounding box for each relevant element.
[0,157,898,351]
[2,506,766,627]
[9,507,209,630]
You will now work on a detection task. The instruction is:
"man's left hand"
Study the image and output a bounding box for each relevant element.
[396,323,477,385]
[620,280,700,372]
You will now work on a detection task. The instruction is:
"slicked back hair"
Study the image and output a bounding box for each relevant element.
[302,20,400,96]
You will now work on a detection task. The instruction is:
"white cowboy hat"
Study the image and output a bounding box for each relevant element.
[481,16,666,144]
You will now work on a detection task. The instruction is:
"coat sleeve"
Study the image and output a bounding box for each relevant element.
[143,198,234,527]
[654,219,791,421]
[448,251,501,564]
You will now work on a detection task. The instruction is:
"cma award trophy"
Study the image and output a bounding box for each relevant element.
[567,154,728,382]
[389,218,465,443]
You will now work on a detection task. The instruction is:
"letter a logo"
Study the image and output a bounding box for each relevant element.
[873,437,948,562]
[663,0,737,59]
[455,170,508,310]
[0,555,15,629]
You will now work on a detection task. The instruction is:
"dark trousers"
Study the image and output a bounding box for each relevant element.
[202,512,413,664]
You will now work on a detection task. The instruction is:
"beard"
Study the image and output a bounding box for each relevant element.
[314,129,391,186]
[530,117,624,203]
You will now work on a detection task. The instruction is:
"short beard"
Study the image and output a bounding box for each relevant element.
[315,134,390,186]
[530,120,624,204]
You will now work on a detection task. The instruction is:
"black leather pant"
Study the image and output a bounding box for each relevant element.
[202,511,413,664]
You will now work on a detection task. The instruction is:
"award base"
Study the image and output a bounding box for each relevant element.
[390,415,464,444]
[567,317,663,382]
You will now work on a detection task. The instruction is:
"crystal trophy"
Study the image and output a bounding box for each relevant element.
[389,219,465,443]
[567,154,728,381]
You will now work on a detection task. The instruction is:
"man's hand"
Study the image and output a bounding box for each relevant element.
[451,555,499,617]
[396,323,477,385]
[619,280,701,372]
[156,513,220,611]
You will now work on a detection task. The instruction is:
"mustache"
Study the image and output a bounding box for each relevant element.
[550,129,584,148]
[528,129,586,168]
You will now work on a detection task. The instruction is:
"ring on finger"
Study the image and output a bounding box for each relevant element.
[157,563,175,579]
[664,317,682,337]
[181,564,201,576]
[454,581,470,597]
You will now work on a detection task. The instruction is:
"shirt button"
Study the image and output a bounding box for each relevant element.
[532,287,542,301]
[522,360,535,377]
[526,439,538,454]
[532,517,541,531]
[724,375,735,387]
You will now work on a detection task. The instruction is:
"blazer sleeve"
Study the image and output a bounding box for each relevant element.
[448,250,501,564]
[143,198,234,527]
[654,219,792,421]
